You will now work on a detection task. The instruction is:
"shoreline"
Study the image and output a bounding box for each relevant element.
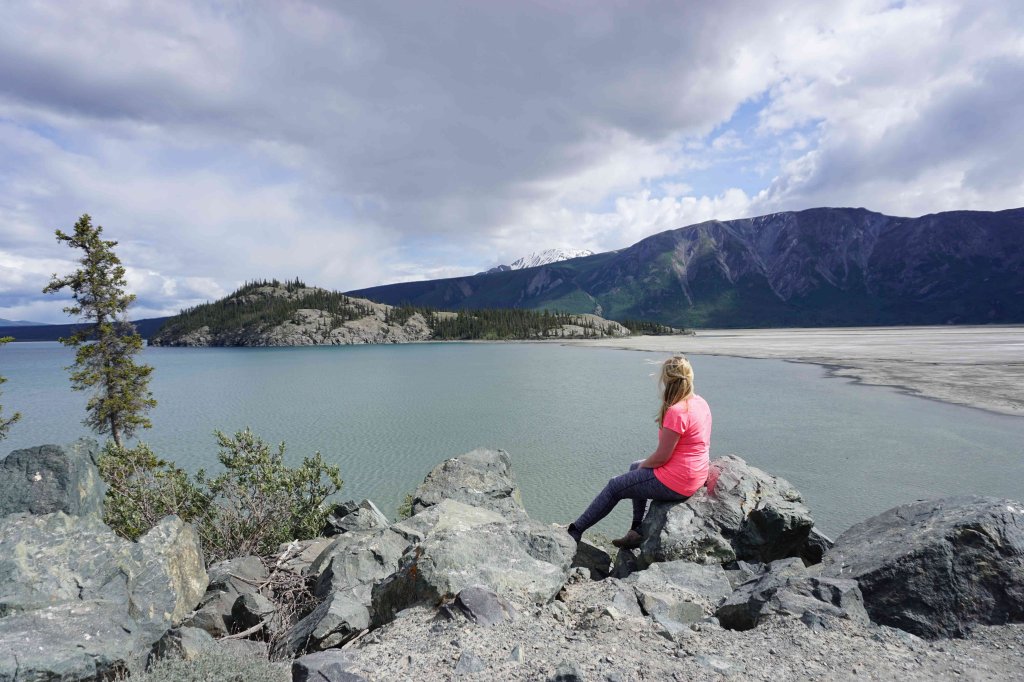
[566,325,1024,418]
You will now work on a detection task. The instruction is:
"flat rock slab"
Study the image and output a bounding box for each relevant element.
[0,439,105,518]
[822,495,1024,639]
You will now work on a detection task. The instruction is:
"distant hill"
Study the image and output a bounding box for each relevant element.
[0,318,46,326]
[149,280,633,347]
[349,207,1024,328]
[0,317,169,342]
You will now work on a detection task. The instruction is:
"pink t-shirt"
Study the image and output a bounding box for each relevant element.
[654,394,712,496]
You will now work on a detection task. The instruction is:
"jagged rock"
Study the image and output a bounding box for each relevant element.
[802,527,834,565]
[232,592,277,631]
[572,540,612,580]
[323,499,389,536]
[273,591,370,657]
[0,601,144,680]
[0,512,206,633]
[183,590,236,637]
[455,650,487,675]
[183,555,266,636]
[455,585,517,626]
[549,661,586,681]
[133,515,208,631]
[0,439,105,518]
[372,516,574,627]
[207,555,268,595]
[391,498,507,544]
[312,528,412,601]
[821,496,1024,639]
[147,626,216,666]
[292,649,368,682]
[277,537,334,576]
[640,455,814,566]
[0,510,207,677]
[625,561,733,633]
[409,448,525,518]
[611,548,638,579]
[716,570,868,631]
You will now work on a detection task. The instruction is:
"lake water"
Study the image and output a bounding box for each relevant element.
[2,341,1022,538]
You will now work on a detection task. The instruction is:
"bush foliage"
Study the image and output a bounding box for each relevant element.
[99,429,343,563]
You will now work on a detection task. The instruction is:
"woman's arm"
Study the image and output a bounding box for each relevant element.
[639,427,681,469]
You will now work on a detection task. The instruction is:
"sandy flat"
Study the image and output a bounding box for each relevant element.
[569,326,1024,417]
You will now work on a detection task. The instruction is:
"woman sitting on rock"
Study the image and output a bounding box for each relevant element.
[568,355,711,548]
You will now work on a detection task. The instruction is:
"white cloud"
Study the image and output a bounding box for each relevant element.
[0,0,1020,320]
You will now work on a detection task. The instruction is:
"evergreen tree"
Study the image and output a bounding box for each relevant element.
[0,336,20,440]
[43,214,156,447]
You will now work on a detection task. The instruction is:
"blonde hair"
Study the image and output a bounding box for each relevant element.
[657,355,694,424]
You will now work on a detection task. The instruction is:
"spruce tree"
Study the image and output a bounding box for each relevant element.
[0,336,20,440]
[43,214,156,447]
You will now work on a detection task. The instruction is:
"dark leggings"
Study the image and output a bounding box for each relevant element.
[572,460,689,535]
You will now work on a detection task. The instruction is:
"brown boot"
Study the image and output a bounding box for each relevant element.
[611,529,642,549]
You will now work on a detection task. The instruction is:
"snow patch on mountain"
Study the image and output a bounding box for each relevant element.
[483,248,594,274]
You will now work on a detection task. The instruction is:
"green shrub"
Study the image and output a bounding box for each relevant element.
[116,644,289,682]
[99,428,343,563]
[396,493,414,520]
[99,441,208,540]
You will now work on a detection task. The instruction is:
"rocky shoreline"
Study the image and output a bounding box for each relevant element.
[1,441,1022,680]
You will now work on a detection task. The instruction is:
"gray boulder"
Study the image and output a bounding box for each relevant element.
[572,540,612,580]
[183,589,236,637]
[625,561,733,632]
[0,600,144,680]
[277,537,334,576]
[207,554,269,595]
[147,626,216,666]
[293,650,368,682]
[0,439,105,518]
[801,528,834,565]
[274,591,370,657]
[409,448,525,518]
[640,455,814,566]
[132,515,209,631]
[372,513,574,626]
[312,527,412,601]
[716,569,868,631]
[232,591,277,631]
[455,585,517,626]
[822,496,1024,639]
[0,511,207,678]
[323,499,389,536]
[610,549,638,579]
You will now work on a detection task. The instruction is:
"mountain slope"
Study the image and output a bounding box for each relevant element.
[348,207,1024,327]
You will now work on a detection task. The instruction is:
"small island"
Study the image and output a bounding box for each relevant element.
[148,279,685,347]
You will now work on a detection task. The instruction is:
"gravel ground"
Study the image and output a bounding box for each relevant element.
[570,326,1024,417]
[340,578,1024,681]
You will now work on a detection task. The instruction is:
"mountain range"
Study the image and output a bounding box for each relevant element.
[349,207,1024,328]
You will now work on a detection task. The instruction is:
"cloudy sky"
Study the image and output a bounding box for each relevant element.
[1,1,1022,323]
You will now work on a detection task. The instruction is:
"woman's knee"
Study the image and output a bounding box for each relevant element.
[628,459,643,471]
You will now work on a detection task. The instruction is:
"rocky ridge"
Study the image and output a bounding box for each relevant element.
[1,440,1023,681]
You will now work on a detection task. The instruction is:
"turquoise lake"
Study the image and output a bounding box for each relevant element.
[2,341,1023,538]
